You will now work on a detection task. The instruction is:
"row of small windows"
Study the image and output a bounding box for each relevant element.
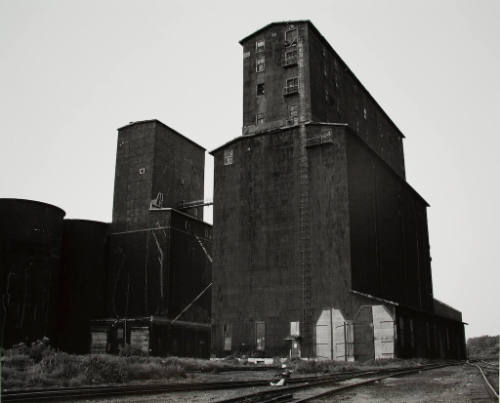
[253,27,298,54]
[222,321,300,352]
[255,77,299,97]
[254,27,298,72]
[256,50,298,72]
[222,322,265,352]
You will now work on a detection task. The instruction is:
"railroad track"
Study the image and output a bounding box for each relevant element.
[0,371,369,402]
[0,360,464,402]
[213,361,466,403]
[467,360,499,400]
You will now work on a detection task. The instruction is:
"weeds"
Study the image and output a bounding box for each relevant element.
[1,340,197,390]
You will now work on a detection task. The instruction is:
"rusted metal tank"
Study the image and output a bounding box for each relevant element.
[56,219,109,353]
[0,198,65,347]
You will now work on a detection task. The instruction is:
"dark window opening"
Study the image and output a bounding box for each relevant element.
[257,83,265,95]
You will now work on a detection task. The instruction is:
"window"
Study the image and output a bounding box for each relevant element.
[399,317,405,347]
[323,65,328,77]
[283,77,299,95]
[130,328,150,354]
[256,113,264,125]
[324,89,329,102]
[285,27,298,45]
[90,330,107,354]
[255,321,265,351]
[256,39,265,53]
[117,327,124,342]
[256,56,265,72]
[223,324,232,351]
[288,104,298,118]
[290,321,300,337]
[223,149,234,166]
[283,50,297,66]
[257,83,265,95]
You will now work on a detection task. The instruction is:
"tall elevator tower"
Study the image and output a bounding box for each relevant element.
[211,21,465,360]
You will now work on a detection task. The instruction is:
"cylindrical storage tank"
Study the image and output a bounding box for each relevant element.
[56,219,109,353]
[0,198,65,348]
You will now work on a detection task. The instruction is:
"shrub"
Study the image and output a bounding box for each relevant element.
[82,355,129,384]
[467,335,499,358]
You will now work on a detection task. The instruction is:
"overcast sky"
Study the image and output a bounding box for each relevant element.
[1,0,498,339]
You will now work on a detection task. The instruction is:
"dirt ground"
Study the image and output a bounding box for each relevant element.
[314,365,497,402]
[80,364,498,403]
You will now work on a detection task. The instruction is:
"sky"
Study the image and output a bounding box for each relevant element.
[0,0,499,339]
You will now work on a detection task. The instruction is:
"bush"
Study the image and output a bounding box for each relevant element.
[82,355,129,384]
[1,340,252,390]
[467,335,499,358]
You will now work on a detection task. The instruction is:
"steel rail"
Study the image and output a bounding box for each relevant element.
[213,361,463,403]
[1,361,464,402]
[2,380,269,402]
[479,359,499,368]
[0,370,381,402]
[293,362,464,402]
[467,361,499,400]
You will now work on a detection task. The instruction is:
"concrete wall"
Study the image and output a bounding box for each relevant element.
[112,121,156,230]
[212,124,356,357]
[239,21,405,178]
[241,22,310,135]
[212,127,305,356]
[307,24,405,178]
[112,120,205,231]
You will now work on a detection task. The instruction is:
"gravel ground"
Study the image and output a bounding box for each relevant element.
[313,365,496,402]
[65,364,498,402]
[78,386,271,403]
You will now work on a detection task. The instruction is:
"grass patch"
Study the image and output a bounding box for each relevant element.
[0,340,247,390]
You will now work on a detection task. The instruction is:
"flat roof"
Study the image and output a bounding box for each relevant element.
[118,119,206,151]
[239,20,311,44]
